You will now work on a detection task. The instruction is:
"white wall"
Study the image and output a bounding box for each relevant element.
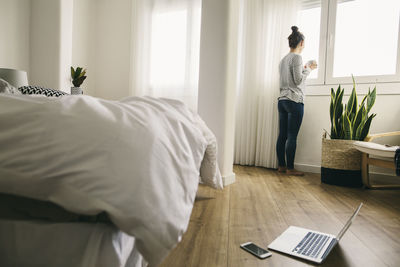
[0,0,31,73]
[198,0,238,185]
[93,0,133,100]
[30,0,73,92]
[30,0,60,89]
[72,0,96,96]
[59,0,74,92]
[71,0,134,99]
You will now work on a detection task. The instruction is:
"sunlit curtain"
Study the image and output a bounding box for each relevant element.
[234,0,300,167]
[130,0,201,110]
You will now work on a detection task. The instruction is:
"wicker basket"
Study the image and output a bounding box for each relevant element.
[321,133,362,187]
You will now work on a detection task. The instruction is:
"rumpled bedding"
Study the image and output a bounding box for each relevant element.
[0,94,222,266]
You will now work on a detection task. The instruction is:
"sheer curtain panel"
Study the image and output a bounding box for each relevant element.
[130,0,201,110]
[234,0,299,167]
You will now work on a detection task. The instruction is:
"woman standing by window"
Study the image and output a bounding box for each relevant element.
[276,26,317,176]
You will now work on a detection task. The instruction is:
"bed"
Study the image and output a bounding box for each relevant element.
[0,93,223,266]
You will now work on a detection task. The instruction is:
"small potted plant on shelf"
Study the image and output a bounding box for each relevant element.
[321,76,377,187]
[71,66,87,95]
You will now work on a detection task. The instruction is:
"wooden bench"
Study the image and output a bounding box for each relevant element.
[353,131,400,189]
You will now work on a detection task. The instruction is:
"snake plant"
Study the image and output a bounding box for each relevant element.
[329,76,376,140]
[71,66,87,88]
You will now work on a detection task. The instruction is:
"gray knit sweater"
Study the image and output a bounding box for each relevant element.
[278,53,311,103]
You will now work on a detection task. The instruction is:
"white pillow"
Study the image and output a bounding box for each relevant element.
[0,78,22,95]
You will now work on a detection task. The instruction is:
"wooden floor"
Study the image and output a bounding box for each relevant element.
[159,165,400,267]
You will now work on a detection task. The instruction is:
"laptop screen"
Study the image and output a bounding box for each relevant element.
[336,203,363,241]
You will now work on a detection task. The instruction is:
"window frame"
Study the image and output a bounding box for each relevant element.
[305,0,400,86]
[303,0,329,85]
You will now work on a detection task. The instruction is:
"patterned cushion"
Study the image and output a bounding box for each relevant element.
[18,85,69,97]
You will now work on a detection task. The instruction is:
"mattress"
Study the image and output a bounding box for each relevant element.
[0,193,111,223]
[0,219,146,267]
[0,194,146,267]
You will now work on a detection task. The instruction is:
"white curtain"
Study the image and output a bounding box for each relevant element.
[130,0,201,110]
[234,0,300,167]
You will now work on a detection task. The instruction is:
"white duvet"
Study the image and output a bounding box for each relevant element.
[0,94,222,266]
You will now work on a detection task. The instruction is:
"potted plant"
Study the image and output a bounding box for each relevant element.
[321,76,376,187]
[70,66,87,95]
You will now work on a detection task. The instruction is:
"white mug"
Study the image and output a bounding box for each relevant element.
[307,60,317,66]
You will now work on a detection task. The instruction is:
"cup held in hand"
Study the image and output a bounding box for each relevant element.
[307,60,317,66]
[306,60,317,70]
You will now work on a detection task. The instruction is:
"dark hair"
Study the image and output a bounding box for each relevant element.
[288,26,305,49]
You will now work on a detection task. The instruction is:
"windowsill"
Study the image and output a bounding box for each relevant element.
[305,81,400,96]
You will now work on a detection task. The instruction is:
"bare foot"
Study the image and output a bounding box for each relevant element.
[286,169,304,176]
[277,166,287,173]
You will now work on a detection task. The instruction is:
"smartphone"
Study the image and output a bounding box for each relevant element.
[240,242,272,259]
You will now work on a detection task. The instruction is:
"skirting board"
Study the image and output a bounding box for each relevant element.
[294,163,320,173]
[295,163,399,185]
[222,172,236,186]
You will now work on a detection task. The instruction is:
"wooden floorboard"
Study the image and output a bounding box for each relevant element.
[159,182,230,267]
[159,165,400,267]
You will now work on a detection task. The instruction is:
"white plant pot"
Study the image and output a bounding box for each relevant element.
[71,87,83,95]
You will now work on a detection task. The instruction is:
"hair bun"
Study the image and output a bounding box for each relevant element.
[291,26,298,33]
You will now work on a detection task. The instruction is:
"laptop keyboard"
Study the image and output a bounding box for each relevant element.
[292,232,330,258]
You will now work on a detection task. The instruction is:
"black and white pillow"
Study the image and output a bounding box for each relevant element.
[18,85,69,97]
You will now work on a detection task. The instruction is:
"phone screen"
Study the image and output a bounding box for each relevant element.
[242,243,270,256]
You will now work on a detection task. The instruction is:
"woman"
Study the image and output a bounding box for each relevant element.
[276,26,317,176]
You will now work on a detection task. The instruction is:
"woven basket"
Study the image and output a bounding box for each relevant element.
[321,133,362,187]
[321,134,361,170]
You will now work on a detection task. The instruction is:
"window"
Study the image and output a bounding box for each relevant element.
[298,0,400,85]
[150,10,188,89]
[146,0,201,110]
[332,0,400,78]
[298,0,322,80]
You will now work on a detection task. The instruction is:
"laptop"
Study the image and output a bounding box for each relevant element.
[268,203,363,264]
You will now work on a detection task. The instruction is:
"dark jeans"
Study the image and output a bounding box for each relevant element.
[276,100,304,169]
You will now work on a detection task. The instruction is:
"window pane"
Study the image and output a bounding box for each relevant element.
[298,1,321,79]
[150,10,187,88]
[333,0,400,77]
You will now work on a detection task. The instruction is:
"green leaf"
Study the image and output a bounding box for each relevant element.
[75,67,82,79]
[366,86,376,113]
[359,114,376,141]
[346,87,356,118]
[359,93,367,109]
[330,86,339,137]
[355,121,365,140]
[343,114,352,140]
[334,85,341,107]
[331,125,336,139]
[72,75,87,87]
[352,105,365,139]
[80,69,86,78]
[333,89,344,137]
[330,87,335,126]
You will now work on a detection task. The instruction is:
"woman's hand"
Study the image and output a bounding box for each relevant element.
[305,60,318,70]
[309,62,317,70]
